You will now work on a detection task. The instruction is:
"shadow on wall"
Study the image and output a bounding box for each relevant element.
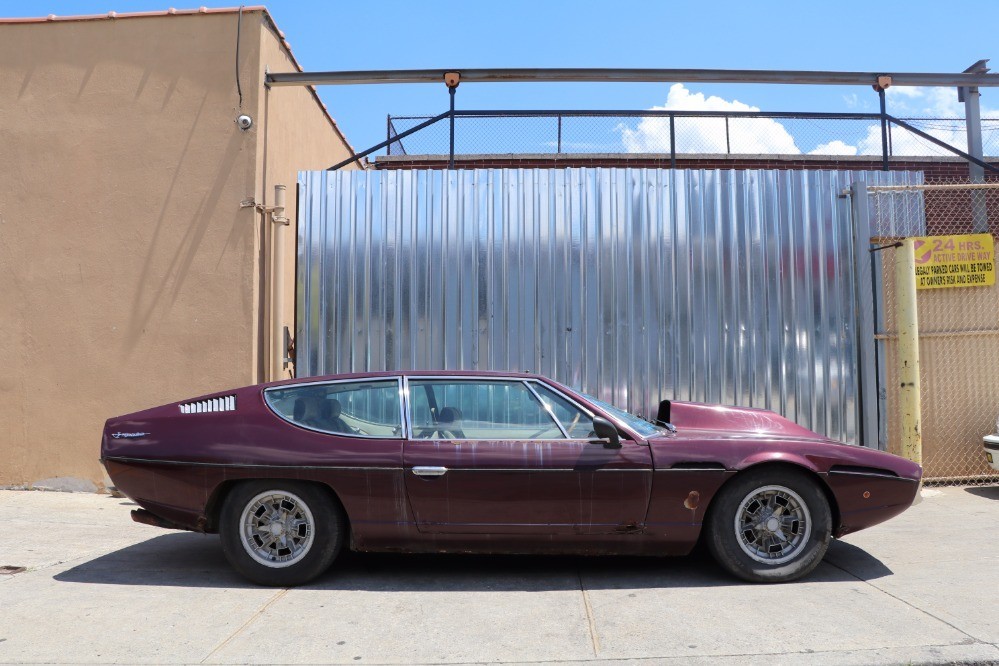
[124,99,246,355]
[53,532,892,591]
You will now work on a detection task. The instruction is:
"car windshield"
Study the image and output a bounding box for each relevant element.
[578,391,666,438]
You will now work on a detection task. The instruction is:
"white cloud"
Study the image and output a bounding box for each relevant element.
[820,87,999,157]
[844,88,998,156]
[618,84,998,158]
[886,86,925,100]
[843,93,861,109]
[809,140,858,156]
[618,84,801,154]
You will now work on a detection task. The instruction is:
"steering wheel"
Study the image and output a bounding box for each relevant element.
[566,412,582,436]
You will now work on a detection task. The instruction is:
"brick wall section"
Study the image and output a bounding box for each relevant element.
[374,153,999,180]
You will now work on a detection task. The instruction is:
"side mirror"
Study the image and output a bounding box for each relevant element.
[592,416,621,448]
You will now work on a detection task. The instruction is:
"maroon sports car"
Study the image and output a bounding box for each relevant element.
[101,371,921,586]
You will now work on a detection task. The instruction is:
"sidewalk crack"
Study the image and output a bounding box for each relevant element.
[199,588,289,663]
[577,568,600,657]
[825,559,986,645]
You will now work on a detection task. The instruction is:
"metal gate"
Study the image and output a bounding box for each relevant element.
[297,167,918,444]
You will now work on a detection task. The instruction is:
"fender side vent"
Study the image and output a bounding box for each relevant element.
[829,464,898,478]
[179,395,236,414]
[670,462,726,470]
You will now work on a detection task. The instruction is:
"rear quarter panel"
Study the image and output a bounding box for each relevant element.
[101,385,410,540]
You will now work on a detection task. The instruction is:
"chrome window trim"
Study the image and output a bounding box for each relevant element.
[262,376,405,440]
[401,376,413,440]
[525,379,602,433]
[530,379,649,441]
[521,380,569,438]
[404,437,616,443]
[400,374,644,443]
[527,381,595,420]
[403,376,601,443]
[269,374,640,443]
[406,467,652,473]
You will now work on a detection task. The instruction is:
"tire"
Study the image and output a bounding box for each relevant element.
[705,467,831,583]
[219,480,345,586]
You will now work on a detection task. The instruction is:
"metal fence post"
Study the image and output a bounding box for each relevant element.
[448,86,456,169]
[850,182,879,449]
[878,88,889,171]
[669,113,676,168]
[961,61,989,231]
[895,238,922,464]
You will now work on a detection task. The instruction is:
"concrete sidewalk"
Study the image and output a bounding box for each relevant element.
[0,486,996,665]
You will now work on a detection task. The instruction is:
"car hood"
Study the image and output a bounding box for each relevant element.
[666,401,835,442]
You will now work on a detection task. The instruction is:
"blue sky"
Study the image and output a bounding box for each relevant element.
[8,1,999,153]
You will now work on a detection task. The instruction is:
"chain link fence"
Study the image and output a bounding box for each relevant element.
[386,113,999,159]
[869,179,999,485]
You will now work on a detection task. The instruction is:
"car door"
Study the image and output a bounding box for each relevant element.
[402,377,653,535]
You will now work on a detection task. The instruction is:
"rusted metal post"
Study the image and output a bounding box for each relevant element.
[894,239,922,464]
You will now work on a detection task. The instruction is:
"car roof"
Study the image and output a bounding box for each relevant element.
[267,369,546,388]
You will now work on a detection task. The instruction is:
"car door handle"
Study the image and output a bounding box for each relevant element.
[411,466,448,477]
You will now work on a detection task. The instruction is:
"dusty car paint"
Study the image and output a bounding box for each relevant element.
[101,371,922,557]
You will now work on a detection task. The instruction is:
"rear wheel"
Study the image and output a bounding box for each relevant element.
[219,481,344,586]
[706,467,831,583]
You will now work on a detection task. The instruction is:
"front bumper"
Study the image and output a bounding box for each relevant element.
[984,434,999,472]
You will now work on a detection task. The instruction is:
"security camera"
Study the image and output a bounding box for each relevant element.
[236,114,253,130]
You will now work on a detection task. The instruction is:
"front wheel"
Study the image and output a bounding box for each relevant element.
[706,468,832,583]
[219,481,345,586]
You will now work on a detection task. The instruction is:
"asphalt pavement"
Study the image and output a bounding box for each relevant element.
[0,485,997,665]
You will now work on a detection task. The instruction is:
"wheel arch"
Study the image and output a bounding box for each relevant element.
[705,460,841,534]
[204,478,350,536]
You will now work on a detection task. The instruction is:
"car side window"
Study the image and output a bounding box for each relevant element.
[408,380,565,440]
[530,383,597,439]
[265,380,402,438]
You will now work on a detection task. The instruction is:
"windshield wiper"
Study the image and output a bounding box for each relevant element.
[650,417,676,433]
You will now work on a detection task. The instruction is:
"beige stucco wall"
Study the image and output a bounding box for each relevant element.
[0,10,353,488]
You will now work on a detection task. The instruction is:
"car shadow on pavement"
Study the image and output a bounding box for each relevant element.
[964,485,999,500]
[54,531,893,590]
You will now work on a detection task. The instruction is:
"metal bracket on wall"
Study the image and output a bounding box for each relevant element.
[283,326,295,369]
[870,241,903,253]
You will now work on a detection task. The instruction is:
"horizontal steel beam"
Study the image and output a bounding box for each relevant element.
[267,68,999,88]
[392,109,885,120]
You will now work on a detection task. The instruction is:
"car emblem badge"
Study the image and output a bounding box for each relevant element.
[111,432,150,439]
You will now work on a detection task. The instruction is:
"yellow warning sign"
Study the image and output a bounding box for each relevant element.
[912,233,995,290]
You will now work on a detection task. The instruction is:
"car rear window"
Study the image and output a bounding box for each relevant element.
[265,379,403,438]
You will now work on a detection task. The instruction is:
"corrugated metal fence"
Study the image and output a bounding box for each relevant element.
[297,168,918,444]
